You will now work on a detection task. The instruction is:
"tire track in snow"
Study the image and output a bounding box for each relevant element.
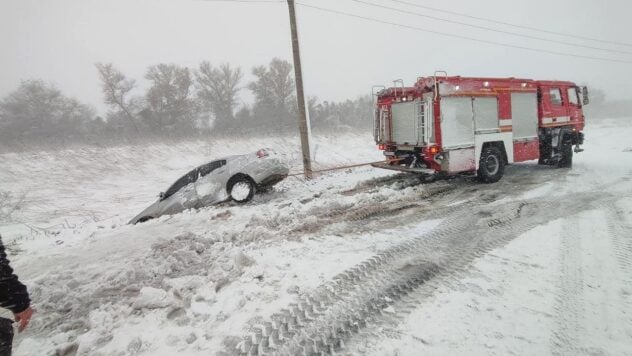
[606,202,632,343]
[226,191,612,356]
[608,202,632,286]
[550,214,585,355]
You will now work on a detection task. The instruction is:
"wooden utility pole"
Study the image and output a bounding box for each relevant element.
[287,0,313,179]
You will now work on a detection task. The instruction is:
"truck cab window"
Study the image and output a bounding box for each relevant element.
[549,88,563,106]
[567,87,579,106]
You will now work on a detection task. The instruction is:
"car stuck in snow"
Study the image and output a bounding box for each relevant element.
[129,149,289,224]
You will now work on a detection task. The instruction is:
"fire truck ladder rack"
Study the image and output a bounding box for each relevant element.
[372,85,386,142]
[417,100,427,145]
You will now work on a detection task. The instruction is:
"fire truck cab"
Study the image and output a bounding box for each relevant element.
[373,73,588,183]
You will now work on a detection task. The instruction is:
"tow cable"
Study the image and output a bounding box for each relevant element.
[286,158,403,178]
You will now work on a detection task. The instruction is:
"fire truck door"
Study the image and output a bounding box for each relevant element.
[565,86,583,124]
[542,86,569,125]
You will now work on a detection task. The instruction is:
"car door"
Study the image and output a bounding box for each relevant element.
[194,160,229,206]
[180,169,201,210]
[159,169,199,213]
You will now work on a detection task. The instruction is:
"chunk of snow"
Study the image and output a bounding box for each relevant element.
[133,287,174,309]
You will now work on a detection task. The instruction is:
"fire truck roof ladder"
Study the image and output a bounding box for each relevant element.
[433,70,448,100]
[393,79,405,97]
[372,85,385,102]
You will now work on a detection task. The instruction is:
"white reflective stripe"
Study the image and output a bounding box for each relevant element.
[499,119,512,127]
[542,116,571,124]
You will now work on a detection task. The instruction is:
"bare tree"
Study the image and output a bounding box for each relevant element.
[95,63,140,134]
[249,58,296,132]
[195,62,243,131]
[145,63,195,135]
[0,80,95,145]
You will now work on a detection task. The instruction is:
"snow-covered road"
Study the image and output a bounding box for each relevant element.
[1,119,631,355]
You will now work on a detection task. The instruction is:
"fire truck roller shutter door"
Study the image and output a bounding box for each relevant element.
[473,97,499,133]
[511,93,538,139]
[391,101,421,145]
[440,97,475,148]
[511,92,539,162]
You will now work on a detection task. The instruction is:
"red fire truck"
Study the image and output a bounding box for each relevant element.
[372,73,589,182]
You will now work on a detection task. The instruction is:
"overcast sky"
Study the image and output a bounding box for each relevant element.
[1,0,631,114]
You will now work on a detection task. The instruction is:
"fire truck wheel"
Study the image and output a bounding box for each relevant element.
[557,143,573,168]
[477,146,505,183]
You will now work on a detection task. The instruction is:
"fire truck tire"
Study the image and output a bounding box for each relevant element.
[557,143,573,168]
[538,145,551,165]
[477,146,505,183]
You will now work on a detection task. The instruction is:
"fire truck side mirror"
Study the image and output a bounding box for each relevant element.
[580,86,589,105]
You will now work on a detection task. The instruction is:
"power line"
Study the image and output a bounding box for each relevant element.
[296,2,632,64]
[387,0,632,48]
[350,0,632,55]
[199,0,283,3]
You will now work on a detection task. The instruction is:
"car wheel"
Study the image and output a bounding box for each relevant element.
[477,146,505,183]
[228,176,255,203]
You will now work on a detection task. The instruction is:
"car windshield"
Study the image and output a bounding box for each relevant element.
[162,160,226,200]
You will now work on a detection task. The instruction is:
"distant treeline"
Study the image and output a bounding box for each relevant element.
[582,88,632,119]
[0,58,373,150]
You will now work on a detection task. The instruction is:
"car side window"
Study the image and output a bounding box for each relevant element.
[549,88,563,106]
[198,160,226,177]
[163,169,199,200]
[161,160,227,200]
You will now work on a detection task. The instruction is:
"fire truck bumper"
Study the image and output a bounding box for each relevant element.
[371,162,436,175]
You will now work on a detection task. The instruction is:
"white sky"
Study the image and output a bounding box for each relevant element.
[1,0,631,114]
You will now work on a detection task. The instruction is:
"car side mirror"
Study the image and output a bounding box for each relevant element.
[580,86,589,105]
[159,192,165,200]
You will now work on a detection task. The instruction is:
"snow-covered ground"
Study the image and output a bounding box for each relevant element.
[1,120,631,356]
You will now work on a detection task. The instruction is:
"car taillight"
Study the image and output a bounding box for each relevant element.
[256,149,269,158]
[378,144,386,150]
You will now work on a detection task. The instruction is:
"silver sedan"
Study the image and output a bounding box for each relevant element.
[129,149,289,224]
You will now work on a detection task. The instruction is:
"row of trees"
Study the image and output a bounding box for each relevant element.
[0,59,373,148]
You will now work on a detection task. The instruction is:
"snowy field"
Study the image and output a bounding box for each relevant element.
[1,120,632,355]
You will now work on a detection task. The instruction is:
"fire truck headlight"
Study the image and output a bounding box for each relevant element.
[435,153,445,161]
